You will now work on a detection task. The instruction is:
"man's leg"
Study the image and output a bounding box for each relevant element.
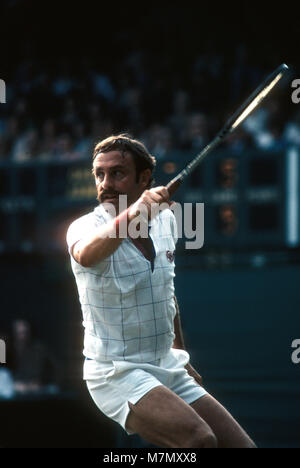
[190,394,257,448]
[125,385,217,448]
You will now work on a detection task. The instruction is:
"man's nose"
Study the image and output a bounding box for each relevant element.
[101,173,114,191]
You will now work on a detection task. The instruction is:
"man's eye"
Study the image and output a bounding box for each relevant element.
[95,170,124,179]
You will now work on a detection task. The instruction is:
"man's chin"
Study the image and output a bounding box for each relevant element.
[102,196,118,203]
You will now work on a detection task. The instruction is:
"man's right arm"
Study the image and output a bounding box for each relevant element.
[72,218,124,267]
[72,186,170,267]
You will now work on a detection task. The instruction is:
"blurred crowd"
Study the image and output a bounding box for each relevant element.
[0,318,59,399]
[0,45,299,164]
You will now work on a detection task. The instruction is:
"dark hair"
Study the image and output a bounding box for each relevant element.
[93,133,156,186]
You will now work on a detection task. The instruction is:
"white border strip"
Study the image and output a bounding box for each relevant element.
[286,147,299,247]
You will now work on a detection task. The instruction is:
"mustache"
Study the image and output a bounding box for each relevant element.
[98,190,122,202]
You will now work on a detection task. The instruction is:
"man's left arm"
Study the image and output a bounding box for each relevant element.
[172,296,203,387]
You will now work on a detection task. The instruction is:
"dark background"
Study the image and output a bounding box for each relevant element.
[0,0,300,448]
[1,2,300,70]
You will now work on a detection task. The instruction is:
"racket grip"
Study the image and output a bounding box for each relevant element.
[166,178,182,197]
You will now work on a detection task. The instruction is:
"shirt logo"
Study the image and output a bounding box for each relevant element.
[166,250,175,263]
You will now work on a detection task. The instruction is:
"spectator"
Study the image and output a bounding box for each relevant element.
[0,44,295,162]
[72,121,93,159]
[55,133,81,161]
[9,318,59,396]
[90,119,114,143]
[243,100,287,151]
[38,118,57,161]
[283,109,300,147]
[3,116,20,155]
[91,72,116,103]
[119,86,144,132]
[52,61,75,97]
[11,128,40,162]
[224,126,254,152]
[60,97,79,128]
[168,89,190,147]
[182,112,210,151]
[142,124,174,159]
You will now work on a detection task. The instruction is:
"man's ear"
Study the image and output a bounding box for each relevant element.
[138,169,152,188]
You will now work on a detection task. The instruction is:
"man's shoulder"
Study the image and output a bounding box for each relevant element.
[66,209,102,248]
[68,211,96,231]
[67,205,110,230]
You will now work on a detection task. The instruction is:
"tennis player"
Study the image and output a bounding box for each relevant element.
[66,134,256,448]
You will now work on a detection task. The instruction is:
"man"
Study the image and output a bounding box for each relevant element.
[9,319,59,395]
[66,134,256,448]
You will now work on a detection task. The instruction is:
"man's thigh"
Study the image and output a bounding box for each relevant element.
[125,385,216,448]
[190,394,256,448]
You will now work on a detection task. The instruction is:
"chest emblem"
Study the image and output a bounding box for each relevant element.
[166,250,175,263]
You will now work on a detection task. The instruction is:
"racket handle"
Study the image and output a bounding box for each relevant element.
[166,177,182,197]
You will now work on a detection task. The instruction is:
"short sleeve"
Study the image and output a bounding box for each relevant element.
[66,213,98,256]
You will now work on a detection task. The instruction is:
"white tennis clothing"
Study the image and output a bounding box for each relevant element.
[67,204,207,433]
[83,348,207,434]
[66,204,178,363]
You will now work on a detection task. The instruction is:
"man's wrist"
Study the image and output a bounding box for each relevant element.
[114,208,130,238]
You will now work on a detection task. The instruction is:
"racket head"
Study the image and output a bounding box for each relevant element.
[166,63,289,196]
[226,63,289,131]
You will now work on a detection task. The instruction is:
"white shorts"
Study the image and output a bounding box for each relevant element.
[83,348,207,434]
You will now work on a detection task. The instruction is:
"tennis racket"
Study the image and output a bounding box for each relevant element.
[166,63,289,196]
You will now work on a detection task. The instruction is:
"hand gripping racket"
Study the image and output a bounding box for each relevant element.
[166,63,289,196]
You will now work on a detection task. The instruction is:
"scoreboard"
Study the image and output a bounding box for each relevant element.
[0,148,299,254]
[156,148,300,249]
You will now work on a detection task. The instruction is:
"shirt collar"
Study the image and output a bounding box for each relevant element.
[94,203,115,223]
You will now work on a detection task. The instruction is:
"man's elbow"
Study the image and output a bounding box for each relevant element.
[76,248,108,267]
[73,246,95,268]
[78,254,94,268]
[72,238,118,267]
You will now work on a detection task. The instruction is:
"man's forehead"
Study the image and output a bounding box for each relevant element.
[93,150,133,167]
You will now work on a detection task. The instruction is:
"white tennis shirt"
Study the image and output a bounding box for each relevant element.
[66,204,178,363]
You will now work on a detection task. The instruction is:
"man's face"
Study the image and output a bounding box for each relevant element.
[13,320,31,344]
[93,150,150,213]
